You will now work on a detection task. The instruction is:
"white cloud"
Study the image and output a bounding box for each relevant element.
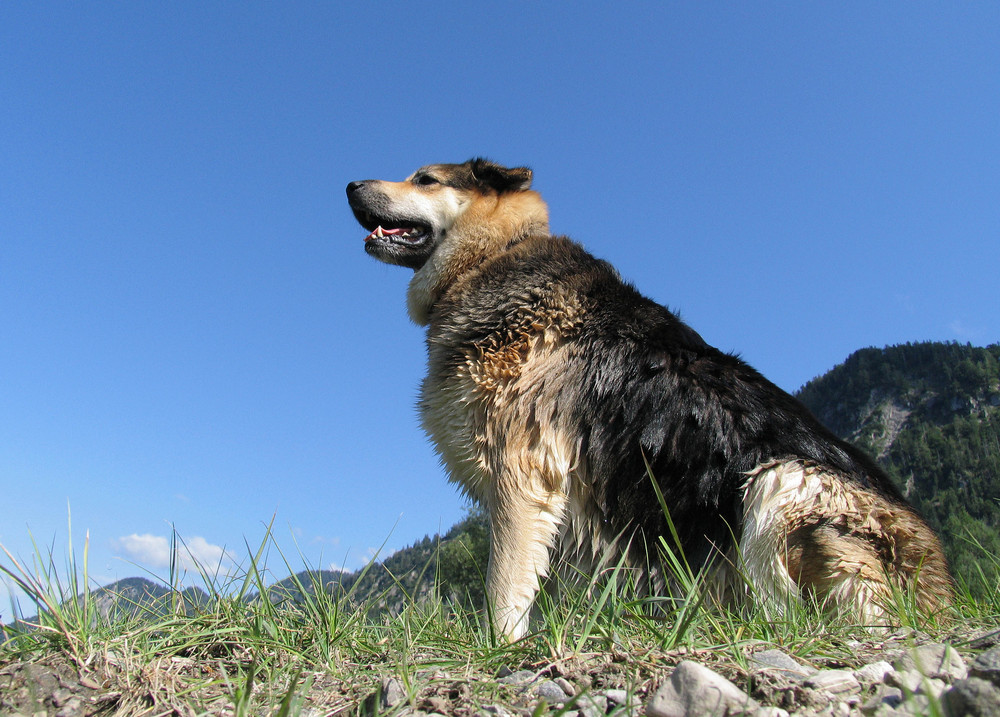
[113,533,171,567]
[184,536,232,569]
[113,533,233,572]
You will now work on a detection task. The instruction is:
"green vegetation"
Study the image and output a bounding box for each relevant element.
[3,515,998,715]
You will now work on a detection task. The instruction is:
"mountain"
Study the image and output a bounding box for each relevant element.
[796,341,1000,592]
[255,511,488,615]
[6,577,211,631]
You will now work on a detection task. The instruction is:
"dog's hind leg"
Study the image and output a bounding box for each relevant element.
[781,509,953,621]
[740,460,952,623]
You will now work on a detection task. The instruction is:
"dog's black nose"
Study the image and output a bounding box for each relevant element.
[346,180,366,196]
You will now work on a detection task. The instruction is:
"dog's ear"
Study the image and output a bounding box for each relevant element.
[469,158,533,193]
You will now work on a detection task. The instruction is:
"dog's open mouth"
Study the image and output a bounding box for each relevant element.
[354,210,431,246]
[348,191,437,269]
[364,224,429,244]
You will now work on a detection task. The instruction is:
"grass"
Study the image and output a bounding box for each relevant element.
[2,523,999,716]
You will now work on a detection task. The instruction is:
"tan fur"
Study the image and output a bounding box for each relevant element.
[742,460,952,621]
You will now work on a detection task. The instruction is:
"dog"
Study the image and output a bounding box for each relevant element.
[347,158,953,640]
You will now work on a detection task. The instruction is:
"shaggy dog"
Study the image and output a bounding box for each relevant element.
[347,159,952,640]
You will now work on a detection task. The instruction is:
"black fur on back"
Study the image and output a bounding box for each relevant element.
[428,234,908,567]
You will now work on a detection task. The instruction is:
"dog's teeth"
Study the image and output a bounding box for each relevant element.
[376,226,384,238]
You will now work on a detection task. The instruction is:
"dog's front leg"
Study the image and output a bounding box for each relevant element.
[486,476,567,641]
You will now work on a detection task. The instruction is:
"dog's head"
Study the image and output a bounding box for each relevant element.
[346,158,535,270]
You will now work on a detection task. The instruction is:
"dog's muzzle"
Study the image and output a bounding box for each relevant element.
[347,180,434,269]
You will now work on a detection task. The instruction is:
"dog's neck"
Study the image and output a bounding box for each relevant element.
[406,193,549,325]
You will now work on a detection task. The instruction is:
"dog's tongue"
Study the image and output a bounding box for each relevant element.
[365,225,416,242]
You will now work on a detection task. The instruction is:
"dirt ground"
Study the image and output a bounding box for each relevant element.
[2,626,998,716]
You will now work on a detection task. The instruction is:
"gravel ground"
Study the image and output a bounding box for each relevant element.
[2,626,998,716]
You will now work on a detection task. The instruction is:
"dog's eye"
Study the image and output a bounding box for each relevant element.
[415,174,439,186]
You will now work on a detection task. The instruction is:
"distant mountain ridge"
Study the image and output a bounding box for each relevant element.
[6,577,210,630]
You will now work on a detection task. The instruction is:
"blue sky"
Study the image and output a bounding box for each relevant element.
[2,4,998,614]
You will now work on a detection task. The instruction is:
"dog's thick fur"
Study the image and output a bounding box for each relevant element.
[347,159,953,640]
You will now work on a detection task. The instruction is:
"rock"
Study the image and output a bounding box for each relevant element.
[749,649,817,681]
[970,645,1000,687]
[752,707,790,717]
[480,705,513,717]
[606,689,630,706]
[854,661,894,685]
[886,669,926,693]
[54,698,86,717]
[78,675,102,690]
[573,693,608,717]
[804,669,860,694]
[893,643,968,681]
[534,679,569,703]
[383,677,407,707]
[646,660,759,717]
[941,677,1000,717]
[860,685,903,715]
[497,669,536,685]
[554,677,576,696]
[889,693,933,716]
[822,704,852,717]
[605,688,642,714]
[918,677,947,700]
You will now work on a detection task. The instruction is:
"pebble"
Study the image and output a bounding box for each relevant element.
[804,669,860,694]
[497,669,536,685]
[646,660,759,717]
[970,644,1000,687]
[751,649,817,681]
[380,677,406,708]
[553,676,576,696]
[861,684,903,714]
[892,642,968,680]
[533,679,570,704]
[885,668,925,693]
[942,677,1000,717]
[605,688,642,713]
[854,660,893,685]
[572,693,608,717]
